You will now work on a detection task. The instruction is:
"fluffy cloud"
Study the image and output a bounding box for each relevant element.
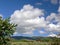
[48,33,60,38]
[10,4,60,35]
[46,13,60,24]
[10,4,46,34]
[39,31,46,34]
[46,13,57,22]
[46,23,60,32]
[46,6,60,32]
[48,33,57,37]
[46,11,60,32]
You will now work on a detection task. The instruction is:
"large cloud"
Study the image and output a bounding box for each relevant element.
[10,4,60,35]
[10,4,46,34]
[41,6,60,34]
[46,6,60,32]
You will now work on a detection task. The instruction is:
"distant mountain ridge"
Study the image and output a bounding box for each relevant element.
[11,36,60,40]
[11,36,35,40]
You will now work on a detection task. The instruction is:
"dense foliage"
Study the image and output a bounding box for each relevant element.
[0,17,16,45]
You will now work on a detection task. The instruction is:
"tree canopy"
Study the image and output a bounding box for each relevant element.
[0,16,16,45]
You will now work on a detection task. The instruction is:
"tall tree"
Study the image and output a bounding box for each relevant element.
[0,16,16,45]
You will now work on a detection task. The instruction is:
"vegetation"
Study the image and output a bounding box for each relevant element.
[11,37,60,45]
[12,36,60,42]
[0,16,60,45]
[11,42,60,45]
[0,16,16,45]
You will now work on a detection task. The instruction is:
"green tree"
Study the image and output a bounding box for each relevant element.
[0,16,16,45]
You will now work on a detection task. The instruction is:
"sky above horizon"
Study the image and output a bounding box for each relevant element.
[0,0,60,37]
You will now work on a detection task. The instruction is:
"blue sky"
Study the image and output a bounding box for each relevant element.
[0,0,59,18]
[0,0,60,37]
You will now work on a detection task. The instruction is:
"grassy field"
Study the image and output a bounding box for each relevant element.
[10,38,60,45]
[11,42,60,45]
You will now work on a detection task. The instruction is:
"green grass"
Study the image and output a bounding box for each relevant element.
[10,38,60,45]
[11,42,60,45]
[12,42,48,45]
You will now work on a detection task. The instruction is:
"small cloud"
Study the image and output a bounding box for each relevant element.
[48,33,57,37]
[13,32,18,35]
[35,2,43,5]
[51,0,58,4]
[58,6,60,13]
[23,31,33,35]
[13,32,19,36]
[39,31,46,34]
[0,14,3,18]
[48,32,60,38]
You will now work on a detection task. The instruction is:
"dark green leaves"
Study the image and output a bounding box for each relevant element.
[0,16,16,45]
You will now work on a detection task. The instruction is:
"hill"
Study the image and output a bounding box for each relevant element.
[11,36,60,42]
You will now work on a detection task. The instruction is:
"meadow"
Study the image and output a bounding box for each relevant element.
[11,37,60,45]
[11,42,60,45]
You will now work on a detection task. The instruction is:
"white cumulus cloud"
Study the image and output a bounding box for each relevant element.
[39,31,46,34]
[48,33,57,37]
[10,4,60,35]
[46,23,60,32]
[10,4,46,34]
[46,12,60,32]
